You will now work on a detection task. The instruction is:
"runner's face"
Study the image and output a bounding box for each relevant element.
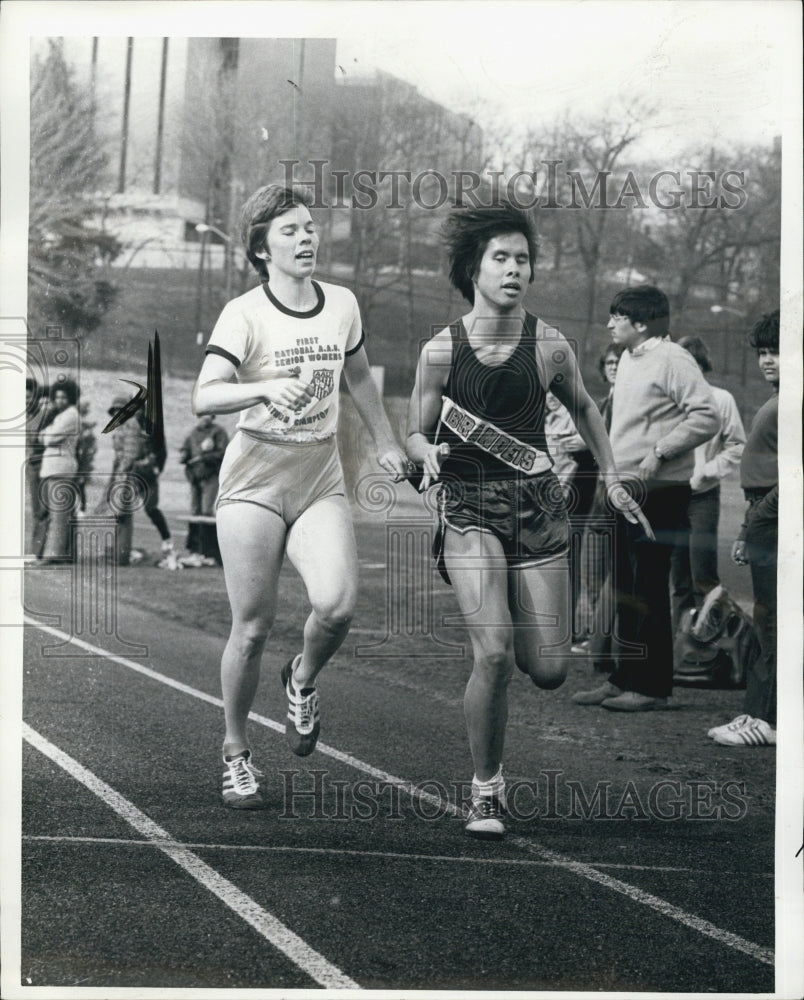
[261,205,319,279]
[756,348,779,385]
[473,233,530,312]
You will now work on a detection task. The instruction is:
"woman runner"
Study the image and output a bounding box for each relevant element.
[193,184,408,809]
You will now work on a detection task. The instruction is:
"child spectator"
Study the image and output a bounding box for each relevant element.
[670,336,745,629]
[709,310,779,746]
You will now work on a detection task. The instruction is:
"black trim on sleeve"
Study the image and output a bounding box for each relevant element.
[345,329,366,356]
[262,279,325,318]
[205,345,242,368]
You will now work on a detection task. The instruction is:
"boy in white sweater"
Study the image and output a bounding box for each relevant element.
[573,286,720,711]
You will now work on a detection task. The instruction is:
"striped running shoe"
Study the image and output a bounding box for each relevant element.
[713,717,776,746]
[222,750,264,809]
[281,655,320,756]
[465,774,507,840]
[707,714,753,739]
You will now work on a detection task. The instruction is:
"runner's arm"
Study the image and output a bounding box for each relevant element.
[192,353,313,416]
[343,346,408,480]
[406,330,451,487]
[550,350,655,539]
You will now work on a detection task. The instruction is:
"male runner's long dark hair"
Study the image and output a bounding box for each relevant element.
[443,202,537,305]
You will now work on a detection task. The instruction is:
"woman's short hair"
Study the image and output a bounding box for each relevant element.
[443,202,537,304]
[50,377,78,406]
[239,184,313,279]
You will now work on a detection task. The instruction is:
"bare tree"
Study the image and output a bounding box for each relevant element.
[28,40,121,336]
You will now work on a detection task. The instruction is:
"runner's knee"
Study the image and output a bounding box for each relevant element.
[230,619,272,659]
[524,654,569,690]
[311,594,355,634]
[473,642,515,687]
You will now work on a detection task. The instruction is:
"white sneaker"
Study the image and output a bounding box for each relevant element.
[281,655,320,756]
[707,714,753,739]
[222,750,265,809]
[713,717,776,746]
[179,552,205,568]
[158,540,181,571]
[465,771,507,840]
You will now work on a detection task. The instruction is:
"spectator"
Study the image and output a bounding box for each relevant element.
[75,399,98,514]
[573,285,720,712]
[545,392,598,641]
[34,379,81,564]
[106,396,180,570]
[576,343,623,660]
[179,414,229,517]
[25,376,54,552]
[670,336,745,630]
[708,310,779,747]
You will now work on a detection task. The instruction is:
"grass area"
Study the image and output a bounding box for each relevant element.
[65,265,768,418]
[73,363,753,612]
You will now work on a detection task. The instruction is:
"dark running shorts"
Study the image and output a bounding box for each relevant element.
[434,472,570,584]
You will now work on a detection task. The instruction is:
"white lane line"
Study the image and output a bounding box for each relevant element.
[23,836,775,878]
[21,723,359,991]
[25,619,774,967]
[508,838,774,966]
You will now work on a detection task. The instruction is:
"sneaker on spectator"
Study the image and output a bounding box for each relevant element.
[713,717,776,746]
[158,539,181,571]
[707,714,753,739]
[572,680,622,705]
[180,552,205,568]
[222,749,264,809]
[281,655,320,756]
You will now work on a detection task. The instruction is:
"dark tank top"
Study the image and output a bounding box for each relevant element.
[439,311,552,481]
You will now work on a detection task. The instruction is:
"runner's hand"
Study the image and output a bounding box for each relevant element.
[260,367,314,412]
[420,443,450,492]
[377,447,411,483]
[606,480,655,541]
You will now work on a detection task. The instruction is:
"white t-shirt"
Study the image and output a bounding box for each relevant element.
[206,279,364,442]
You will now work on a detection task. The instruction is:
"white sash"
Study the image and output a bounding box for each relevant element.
[439,396,553,475]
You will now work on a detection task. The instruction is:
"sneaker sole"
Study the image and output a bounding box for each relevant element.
[465,821,506,841]
[281,657,320,757]
[222,794,265,810]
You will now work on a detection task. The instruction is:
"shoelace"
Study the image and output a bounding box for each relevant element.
[473,796,505,818]
[228,757,262,794]
[289,684,318,731]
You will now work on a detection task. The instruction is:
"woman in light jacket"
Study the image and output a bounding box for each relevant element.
[35,378,81,564]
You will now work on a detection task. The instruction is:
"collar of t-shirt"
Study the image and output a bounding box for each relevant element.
[629,335,667,356]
